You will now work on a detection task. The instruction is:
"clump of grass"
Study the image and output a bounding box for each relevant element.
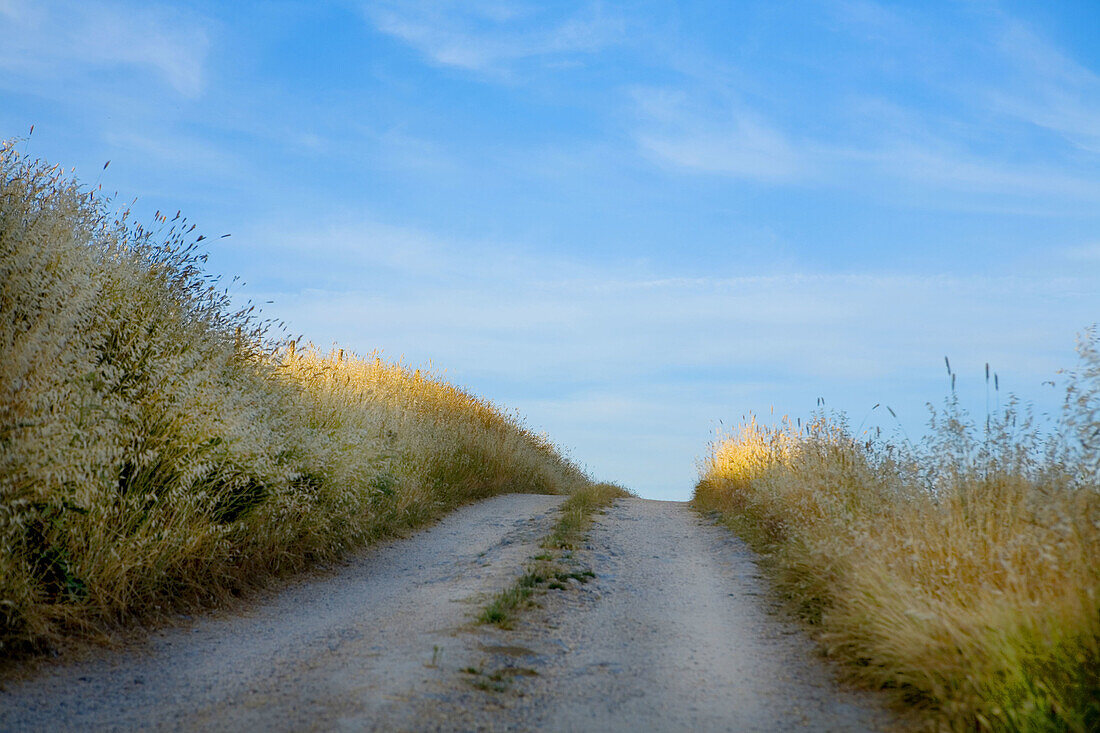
[478,482,628,628]
[460,664,520,693]
[694,340,1100,731]
[543,482,628,551]
[0,142,590,659]
[478,582,538,627]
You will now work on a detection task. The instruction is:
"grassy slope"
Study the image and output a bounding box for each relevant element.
[694,366,1100,731]
[0,142,590,658]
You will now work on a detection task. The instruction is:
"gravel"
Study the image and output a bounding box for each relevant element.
[1,495,901,732]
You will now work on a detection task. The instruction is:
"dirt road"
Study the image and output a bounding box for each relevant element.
[1,495,897,732]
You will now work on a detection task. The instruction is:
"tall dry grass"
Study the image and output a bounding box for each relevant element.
[0,142,588,658]
[695,343,1100,731]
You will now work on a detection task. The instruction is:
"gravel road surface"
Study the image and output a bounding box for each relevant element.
[1,495,898,732]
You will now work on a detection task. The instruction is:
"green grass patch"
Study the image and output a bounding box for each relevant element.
[543,482,629,551]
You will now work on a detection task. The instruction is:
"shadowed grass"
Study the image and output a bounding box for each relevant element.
[0,142,590,659]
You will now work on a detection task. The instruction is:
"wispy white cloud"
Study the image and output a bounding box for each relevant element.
[835,141,1100,203]
[364,0,624,74]
[0,0,210,97]
[1063,243,1100,263]
[99,129,245,182]
[830,1,1100,157]
[631,87,806,181]
[242,217,1095,383]
[630,83,1100,202]
[988,20,1100,154]
[831,0,910,37]
[624,3,1100,206]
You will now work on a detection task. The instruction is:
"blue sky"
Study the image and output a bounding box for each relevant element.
[2,0,1098,499]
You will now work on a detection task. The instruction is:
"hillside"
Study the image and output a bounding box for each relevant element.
[0,142,589,657]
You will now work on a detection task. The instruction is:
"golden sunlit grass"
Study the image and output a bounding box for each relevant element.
[0,142,589,658]
[695,349,1100,731]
